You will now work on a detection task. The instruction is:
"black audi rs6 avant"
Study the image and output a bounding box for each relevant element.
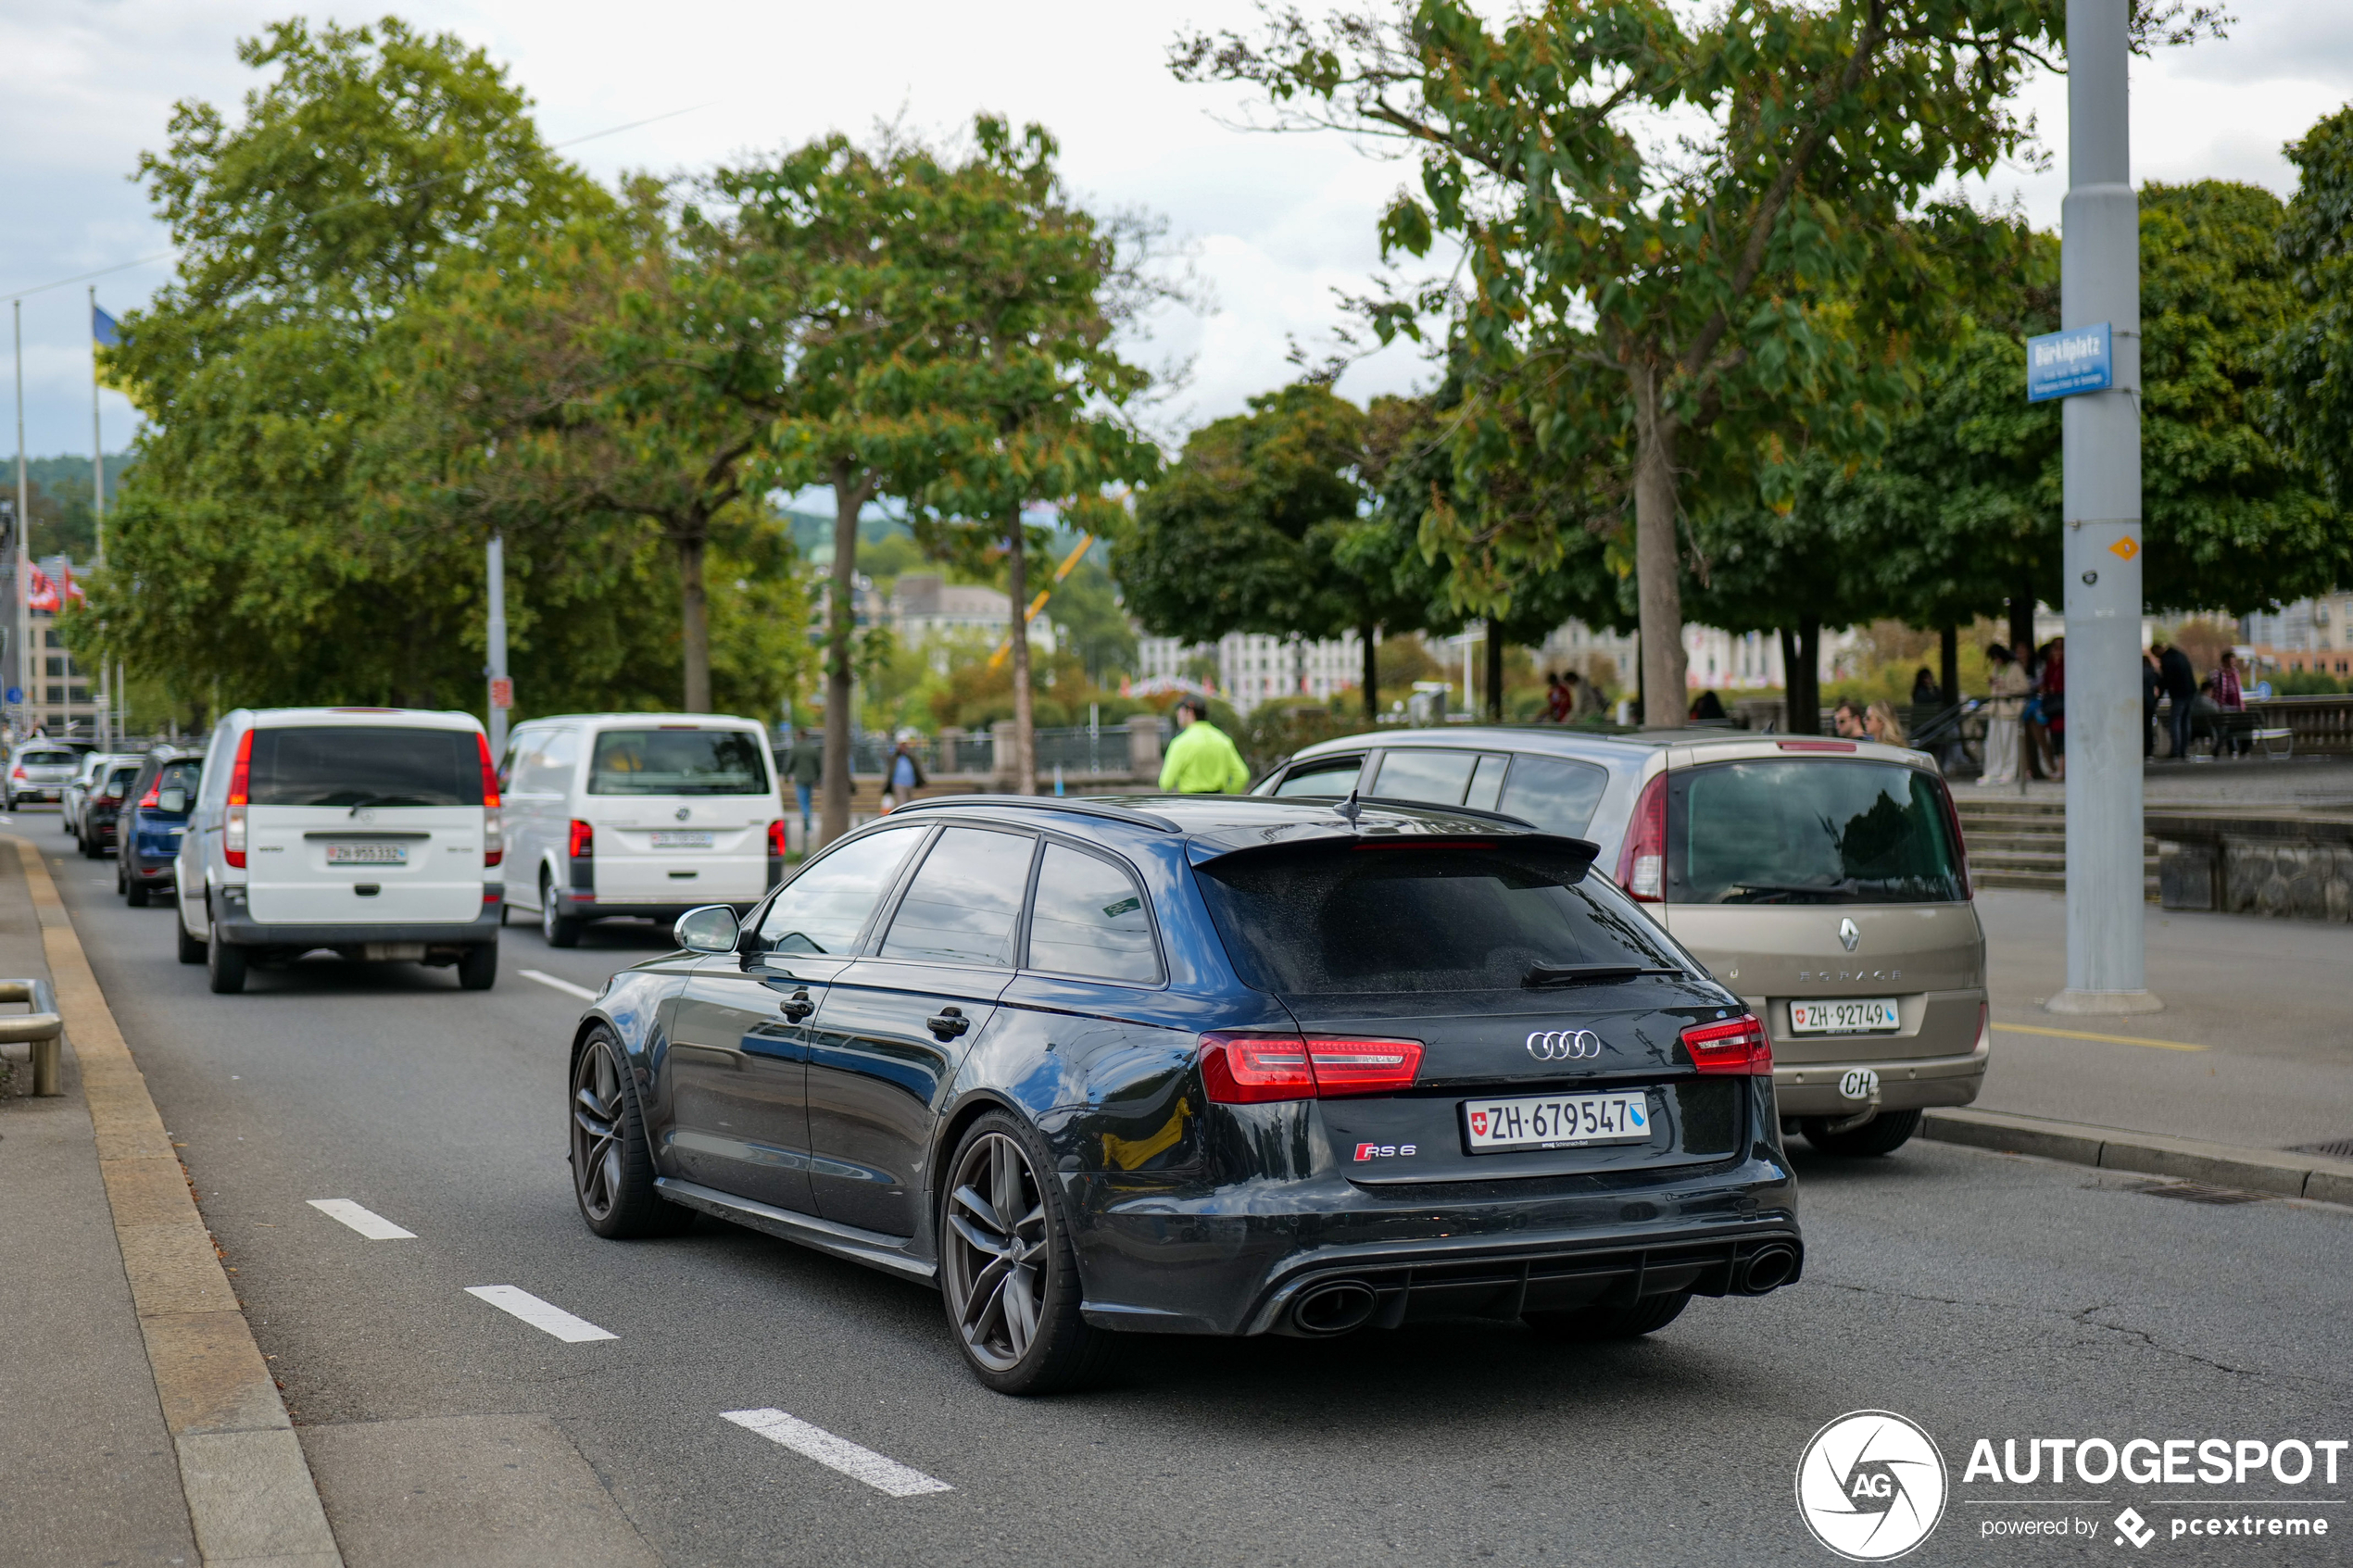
[567,794,1802,1393]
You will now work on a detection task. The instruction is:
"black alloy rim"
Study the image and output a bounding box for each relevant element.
[942,1132,1050,1372]
[572,1039,626,1221]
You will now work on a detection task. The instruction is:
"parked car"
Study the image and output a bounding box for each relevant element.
[5,741,83,809]
[66,751,142,839]
[174,708,504,994]
[118,749,204,907]
[498,713,786,948]
[564,793,1801,1394]
[1256,726,1987,1157]
[80,759,145,859]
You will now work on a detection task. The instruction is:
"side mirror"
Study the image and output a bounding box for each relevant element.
[157,787,189,814]
[102,784,124,800]
[673,904,741,954]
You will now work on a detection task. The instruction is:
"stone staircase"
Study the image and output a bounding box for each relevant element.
[1953,796,2159,900]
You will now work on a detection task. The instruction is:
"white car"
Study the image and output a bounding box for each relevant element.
[175,708,504,995]
[65,751,142,838]
[498,712,785,947]
[5,742,83,809]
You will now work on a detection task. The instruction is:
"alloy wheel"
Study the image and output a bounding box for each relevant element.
[571,1038,628,1223]
[942,1132,1050,1373]
[542,878,560,944]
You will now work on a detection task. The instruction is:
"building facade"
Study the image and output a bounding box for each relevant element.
[4,558,107,741]
[2241,593,2353,678]
[1134,631,1365,716]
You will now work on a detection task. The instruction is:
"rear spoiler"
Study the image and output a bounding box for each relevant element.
[1186,807,1600,874]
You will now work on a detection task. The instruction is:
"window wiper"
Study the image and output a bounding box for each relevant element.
[1522,962,1686,988]
[346,794,430,816]
[1719,881,1859,904]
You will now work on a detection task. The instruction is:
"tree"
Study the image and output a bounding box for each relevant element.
[1119,382,1421,719]
[2271,104,2353,521]
[1176,0,2083,720]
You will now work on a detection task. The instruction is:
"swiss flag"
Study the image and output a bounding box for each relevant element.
[22,564,58,612]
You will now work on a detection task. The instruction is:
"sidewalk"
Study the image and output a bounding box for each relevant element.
[0,840,197,1565]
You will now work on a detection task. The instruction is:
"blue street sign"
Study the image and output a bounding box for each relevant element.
[3,687,19,705]
[2026,322,2113,402]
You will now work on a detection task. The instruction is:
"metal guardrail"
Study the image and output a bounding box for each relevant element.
[0,976,63,1097]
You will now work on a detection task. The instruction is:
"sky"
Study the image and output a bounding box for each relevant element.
[4,1,2351,468]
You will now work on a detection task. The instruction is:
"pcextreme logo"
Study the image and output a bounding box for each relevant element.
[1796,1410,1949,1562]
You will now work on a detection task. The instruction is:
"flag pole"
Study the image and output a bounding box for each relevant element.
[14,299,29,744]
[91,286,108,750]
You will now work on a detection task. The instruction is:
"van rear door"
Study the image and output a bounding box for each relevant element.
[577,724,777,907]
[244,724,487,927]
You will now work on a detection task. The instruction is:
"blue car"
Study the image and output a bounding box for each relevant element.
[119,749,203,908]
[565,794,1802,1394]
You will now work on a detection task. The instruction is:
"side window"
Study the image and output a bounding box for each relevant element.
[758,826,927,956]
[1027,845,1160,983]
[1497,756,1610,836]
[534,730,580,795]
[880,827,1037,968]
[1370,748,1478,806]
[1272,756,1365,797]
[501,731,537,794]
[1466,753,1509,811]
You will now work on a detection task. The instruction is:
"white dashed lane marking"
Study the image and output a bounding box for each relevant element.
[307,1198,415,1239]
[721,1409,952,1497]
[520,969,599,1001]
[465,1286,618,1343]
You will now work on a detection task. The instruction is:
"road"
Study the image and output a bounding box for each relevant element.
[31,821,2353,1567]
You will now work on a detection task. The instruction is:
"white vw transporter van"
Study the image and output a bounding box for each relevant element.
[498,713,786,947]
[176,708,505,994]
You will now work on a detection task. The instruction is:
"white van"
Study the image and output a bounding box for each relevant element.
[175,708,504,995]
[499,713,785,947]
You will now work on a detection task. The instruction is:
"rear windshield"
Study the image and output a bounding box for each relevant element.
[247,727,483,809]
[1195,842,1688,996]
[589,729,769,796]
[157,760,203,797]
[20,749,74,766]
[1671,760,1963,905]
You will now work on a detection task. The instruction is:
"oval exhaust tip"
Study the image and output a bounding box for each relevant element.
[1742,1245,1797,1294]
[1291,1280,1378,1336]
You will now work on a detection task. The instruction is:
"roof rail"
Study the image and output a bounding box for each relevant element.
[887,794,1182,833]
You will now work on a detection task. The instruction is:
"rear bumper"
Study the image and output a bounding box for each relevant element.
[214,893,502,949]
[1771,1036,1990,1118]
[554,890,758,922]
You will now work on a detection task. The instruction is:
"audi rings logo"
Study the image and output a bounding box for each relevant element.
[1795,1410,1947,1561]
[1525,1028,1604,1061]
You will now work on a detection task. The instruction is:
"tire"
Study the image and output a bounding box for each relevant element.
[457,943,497,991]
[1801,1108,1922,1157]
[126,875,149,909]
[570,1027,691,1239]
[541,872,582,948]
[938,1110,1114,1395]
[1524,1289,1692,1342]
[176,903,207,965]
[206,923,248,994]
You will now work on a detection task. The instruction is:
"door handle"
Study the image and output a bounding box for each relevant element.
[779,989,814,1022]
[926,1006,970,1040]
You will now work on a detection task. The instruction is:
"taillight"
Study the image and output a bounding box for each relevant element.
[484,810,504,868]
[225,729,254,869]
[1197,1032,1425,1104]
[568,819,595,858]
[475,732,500,810]
[1615,771,1668,901]
[139,781,160,809]
[1681,1013,1772,1075]
[767,820,787,858]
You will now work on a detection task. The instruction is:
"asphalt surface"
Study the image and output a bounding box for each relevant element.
[25,811,2353,1568]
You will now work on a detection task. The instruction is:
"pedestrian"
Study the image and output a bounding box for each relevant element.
[1979,644,2026,785]
[1158,696,1251,794]
[1568,670,1603,720]
[1865,700,1908,747]
[1910,667,1942,707]
[2210,648,2248,757]
[1832,700,1867,739]
[2039,637,2066,781]
[2141,648,2163,759]
[789,728,822,845]
[880,737,925,812]
[2158,638,2197,759]
[1689,689,1727,721]
[1545,671,1573,723]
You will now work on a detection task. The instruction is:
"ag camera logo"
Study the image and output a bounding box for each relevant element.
[1796,1411,1948,1561]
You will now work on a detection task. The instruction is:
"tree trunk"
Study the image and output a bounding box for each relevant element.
[1779,621,1822,734]
[1486,625,1504,722]
[1939,625,1960,708]
[678,532,711,713]
[1361,622,1378,721]
[820,463,868,847]
[1005,509,1037,796]
[2007,592,2035,661]
[1630,362,1687,726]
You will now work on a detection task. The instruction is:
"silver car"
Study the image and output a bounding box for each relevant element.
[6,742,85,810]
[65,750,142,836]
[1256,726,1987,1156]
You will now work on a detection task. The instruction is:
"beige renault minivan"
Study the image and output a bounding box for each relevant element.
[1257,726,1988,1156]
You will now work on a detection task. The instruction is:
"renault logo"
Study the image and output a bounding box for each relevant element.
[1526,1029,1604,1061]
[1838,917,1861,952]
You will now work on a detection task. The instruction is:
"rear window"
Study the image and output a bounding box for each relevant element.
[589,729,769,796]
[248,727,482,809]
[20,749,74,766]
[1196,842,1687,996]
[1670,760,1963,905]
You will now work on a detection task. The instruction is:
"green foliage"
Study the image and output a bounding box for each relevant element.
[2268,669,2346,696]
[2270,105,2353,537]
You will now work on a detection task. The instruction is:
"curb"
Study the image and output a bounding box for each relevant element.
[8,838,343,1567]
[1922,1106,2353,1206]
